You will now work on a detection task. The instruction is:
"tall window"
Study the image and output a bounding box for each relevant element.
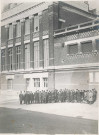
[16,21,21,37]
[8,48,13,70]
[69,44,78,54]
[26,78,30,89]
[16,46,21,69]
[43,78,48,87]
[34,78,40,87]
[25,44,30,69]
[25,18,30,35]
[7,79,13,90]
[44,39,49,67]
[9,24,13,39]
[34,41,39,68]
[96,39,99,51]
[1,49,5,71]
[34,14,39,32]
[81,41,92,53]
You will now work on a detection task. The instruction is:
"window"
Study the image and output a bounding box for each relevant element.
[89,72,93,83]
[81,41,92,53]
[25,18,30,35]
[69,44,78,54]
[96,39,99,51]
[44,39,49,67]
[26,78,30,89]
[34,41,39,68]
[89,72,99,83]
[34,78,40,87]
[7,79,13,89]
[16,46,21,69]
[8,48,13,70]
[43,78,48,87]
[95,72,99,82]
[9,24,13,39]
[16,21,21,37]
[25,44,30,69]
[34,14,39,32]
[1,49,5,71]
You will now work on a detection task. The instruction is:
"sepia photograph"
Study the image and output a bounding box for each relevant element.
[0,0,99,134]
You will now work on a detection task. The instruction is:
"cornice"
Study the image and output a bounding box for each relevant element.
[1,2,49,26]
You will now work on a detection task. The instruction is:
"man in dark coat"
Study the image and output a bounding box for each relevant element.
[19,91,23,104]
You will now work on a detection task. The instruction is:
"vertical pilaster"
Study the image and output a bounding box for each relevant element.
[29,15,34,69]
[48,2,59,90]
[48,3,59,66]
[20,18,25,69]
[12,22,17,70]
[39,12,44,68]
[5,25,9,71]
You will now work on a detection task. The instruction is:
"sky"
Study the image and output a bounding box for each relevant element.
[0,0,99,13]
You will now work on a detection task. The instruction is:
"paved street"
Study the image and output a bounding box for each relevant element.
[0,91,98,134]
[0,107,98,134]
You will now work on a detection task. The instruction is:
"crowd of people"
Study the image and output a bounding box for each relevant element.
[19,88,97,105]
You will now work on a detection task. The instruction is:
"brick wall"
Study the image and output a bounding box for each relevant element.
[59,7,91,28]
[42,9,49,32]
[54,44,99,66]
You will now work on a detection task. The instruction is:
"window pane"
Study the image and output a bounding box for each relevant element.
[1,49,5,71]
[16,46,21,69]
[34,78,40,87]
[69,44,78,54]
[16,21,21,37]
[8,48,13,70]
[9,24,13,39]
[34,15,39,32]
[43,78,48,87]
[96,39,99,51]
[7,79,13,89]
[81,41,92,53]
[34,42,39,68]
[26,78,30,89]
[44,39,49,67]
[25,18,30,34]
[25,44,30,69]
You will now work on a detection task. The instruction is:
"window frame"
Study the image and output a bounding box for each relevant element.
[34,78,40,87]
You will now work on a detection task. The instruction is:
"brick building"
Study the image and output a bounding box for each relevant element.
[1,2,99,92]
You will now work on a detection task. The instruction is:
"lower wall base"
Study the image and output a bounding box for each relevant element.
[1,69,99,91]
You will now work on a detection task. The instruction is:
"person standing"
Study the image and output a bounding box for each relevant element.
[19,91,23,104]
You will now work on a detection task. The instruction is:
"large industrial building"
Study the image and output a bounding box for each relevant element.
[1,1,99,92]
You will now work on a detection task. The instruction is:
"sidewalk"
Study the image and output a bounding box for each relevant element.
[0,91,98,121]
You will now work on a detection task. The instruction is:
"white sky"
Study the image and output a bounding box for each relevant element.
[0,0,99,12]
[0,0,99,21]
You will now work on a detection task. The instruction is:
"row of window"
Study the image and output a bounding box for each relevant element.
[1,39,49,71]
[26,78,48,88]
[68,40,99,55]
[8,14,39,39]
[7,78,48,90]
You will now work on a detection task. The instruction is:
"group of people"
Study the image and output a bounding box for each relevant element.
[19,88,97,105]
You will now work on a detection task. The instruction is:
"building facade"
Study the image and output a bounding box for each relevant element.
[1,2,99,92]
